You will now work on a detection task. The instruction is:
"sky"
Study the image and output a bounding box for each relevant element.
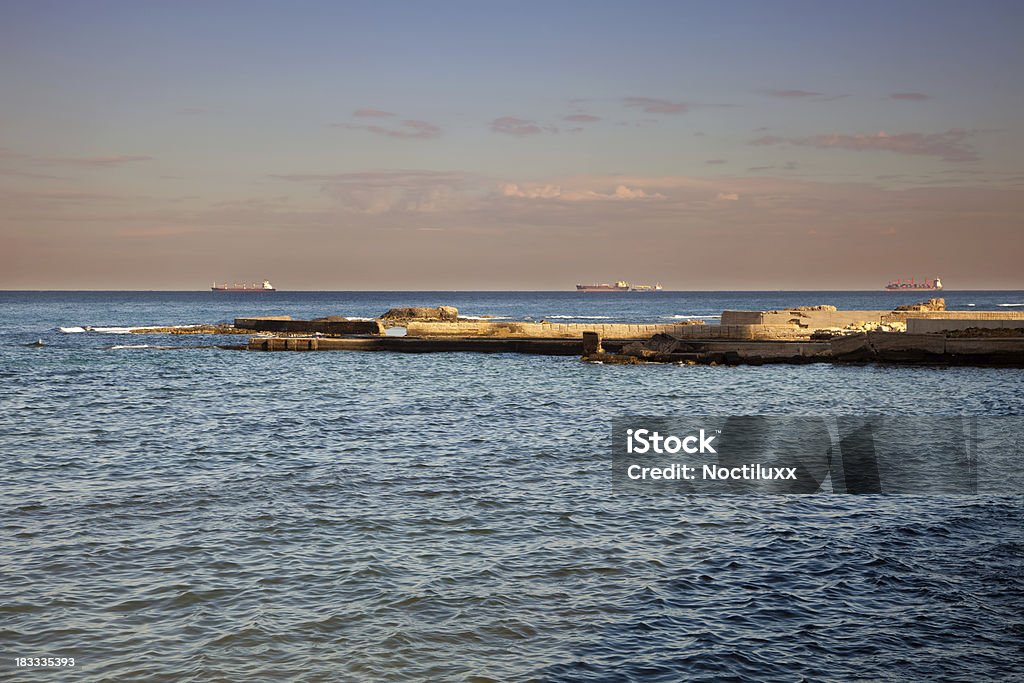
[1,0,1022,290]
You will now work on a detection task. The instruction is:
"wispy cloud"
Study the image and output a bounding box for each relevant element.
[353,108,397,118]
[271,170,471,213]
[42,155,153,167]
[716,191,740,201]
[763,89,822,98]
[564,114,601,123]
[748,161,799,172]
[750,129,979,162]
[501,182,665,201]
[705,159,727,165]
[334,119,441,139]
[0,169,61,180]
[622,97,689,114]
[888,92,931,101]
[491,116,550,136]
[0,147,28,160]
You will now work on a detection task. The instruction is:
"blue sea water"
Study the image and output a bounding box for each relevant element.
[1,291,1022,681]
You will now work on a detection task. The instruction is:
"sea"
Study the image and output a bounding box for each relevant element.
[1,290,1022,682]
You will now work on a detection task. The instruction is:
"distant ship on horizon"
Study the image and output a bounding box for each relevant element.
[884,277,943,291]
[576,280,663,292]
[211,279,276,292]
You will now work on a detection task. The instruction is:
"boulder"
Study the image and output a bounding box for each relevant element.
[380,306,460,322]
[792,304,837,312]
[894,298,945,312]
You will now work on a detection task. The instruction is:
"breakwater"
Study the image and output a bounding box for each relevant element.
[238,302,1024,367]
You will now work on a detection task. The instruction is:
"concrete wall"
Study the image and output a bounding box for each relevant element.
[723,308,1024,332]
[236,317,384,335]
[722,310,888,327]
[405,321,707,339]
[889,311,1024,321]
[404,320,826,340]
[906,318,1024,334]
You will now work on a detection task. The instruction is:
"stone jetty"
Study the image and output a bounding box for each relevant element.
[226,301,1024,366]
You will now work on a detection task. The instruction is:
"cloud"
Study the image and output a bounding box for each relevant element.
[272,169,471,213]
[716,192,740,201]
[335,119,441,139]
[0,169,61,180]
[705,159,727,165]
[42,155,153,167]
[748,161,799,172]
[491,116,548,136]
[622,97,689,114]
[501,182,665,201]
[750,129,979,162]
[353,108,397,118]
[564,114,601,123]
[763,89,822,98]
[889,92,931,101]
[0,147,28,160]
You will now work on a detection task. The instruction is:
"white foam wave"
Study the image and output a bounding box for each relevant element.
[967,304,976,307]
[545,315,613,320]
[91,327,142,334]
[108,344,154,350]
[997,303,1023,307]
[662,314,720,320]
[57,324,204,334]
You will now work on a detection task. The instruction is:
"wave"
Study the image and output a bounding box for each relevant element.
[92,327,145,334]
[967,304,976,307]
[545,315,613,320]
[996,303,1023,307]
[662,314,720,320]
[460,315,511,320]
[57,324,203,334]
[107,344,155,350]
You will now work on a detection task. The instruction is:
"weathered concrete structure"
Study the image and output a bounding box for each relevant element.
[237,302,1024,366]
[235,316,384,336]
[906,319,1024,334]
[404,320,704,339]
[249,336,601,355]
[830,332,1024,365]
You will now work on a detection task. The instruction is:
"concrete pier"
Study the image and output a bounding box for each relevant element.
[236,316,384,335]
[237,303,1024,367]
[248,335,619,355]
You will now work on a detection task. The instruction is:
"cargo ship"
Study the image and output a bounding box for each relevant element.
[211,279,276,292]
[576,281,663,292]
[884,277,943,291]
[630,283,664,292]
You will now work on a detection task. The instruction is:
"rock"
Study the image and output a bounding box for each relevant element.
[894,298,945,312]
[792,304,837,312]
[130,324,256,335]
[311,315,349,322]
[380,306,460,322]
[946,327,1024,338]
[644,333,687,353]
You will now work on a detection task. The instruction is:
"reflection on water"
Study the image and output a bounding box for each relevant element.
[1,292,1022,680]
